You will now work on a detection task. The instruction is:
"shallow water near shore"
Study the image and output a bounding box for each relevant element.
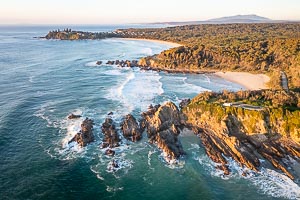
[0,25,299,200]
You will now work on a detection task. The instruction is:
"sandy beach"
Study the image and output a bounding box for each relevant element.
[117,38,182,47]
[215,71,270,90]
[115,38,269,91]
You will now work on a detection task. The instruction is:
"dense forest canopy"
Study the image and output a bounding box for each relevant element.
[45,23,300,88]
[117,23,300,88]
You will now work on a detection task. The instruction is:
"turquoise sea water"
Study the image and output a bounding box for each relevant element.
[0,25,299,200]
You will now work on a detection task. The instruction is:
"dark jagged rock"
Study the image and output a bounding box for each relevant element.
[105,149,115,156]
[179,98,190,109]
[107,159,119,171]
[142,102,185,161]
[256,138,300,180]
[69,118,94,147]
[195,127,260,176]
[96,61,102,65]
[107,112,113,116]
[182,92,300,179]
[68,113,82,119]
[106,60,115,65]
[101,118,120,148]
[120,114,142,142]
[131,60,138,67]
[101,59,141,68]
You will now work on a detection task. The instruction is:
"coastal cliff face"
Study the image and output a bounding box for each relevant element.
[182,90,300,179]
[142,102,186,162]
[65,90,300,180]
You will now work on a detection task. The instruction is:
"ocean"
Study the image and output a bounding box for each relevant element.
[0,25,299,200]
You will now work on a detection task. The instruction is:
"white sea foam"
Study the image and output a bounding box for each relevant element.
[141,47,153,56]
[106,186,124,193]
[29,76,34,83]
[194,152,300,199]
[203,74,211,83]
[101,69,122,76]
[61,115,83,149]
[34,102,59,128]
[158,152,185,169]
[106,69,164,114]
[90,142,136,182]
[249,168,300,199]
[85,61,99,67]
[182,77,211,93]
[51,109,91,160]
[188,143,201,151]
[148,150,157,169]
[106,158,134,173]
[121,70,164,111]
[117,72,136,98]
[90,166,105,181]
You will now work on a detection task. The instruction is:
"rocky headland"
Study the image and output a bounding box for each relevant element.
[182,90,300,179]
[55,25,300,180]
[43,29,121,40]
[43,23,300,89]
[66,89,300,180]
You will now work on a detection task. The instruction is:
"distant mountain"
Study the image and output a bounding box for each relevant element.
[207,14,271,23]
[151,14,287,25]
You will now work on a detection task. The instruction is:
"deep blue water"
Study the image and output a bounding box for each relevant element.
[0,25,299,200]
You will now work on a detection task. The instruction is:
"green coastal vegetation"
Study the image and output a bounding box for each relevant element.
[118,23,300,89]
[44,24,300,142]
[181,89,300,179]
[183,90,300,143]
[44,23,300,179]
[45,23,300,88]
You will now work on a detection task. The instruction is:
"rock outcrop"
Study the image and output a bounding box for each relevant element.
[68,113,82,119]
[101,118,121,148]
[69,118,94,147]
[256,138,300,180]
[182,91,300,179]
[179,98,191,109]
[105,60,139,68]
[142,102,185,161]
[194,126,260,176]
[105,149,115,156]
[120,114,142,142]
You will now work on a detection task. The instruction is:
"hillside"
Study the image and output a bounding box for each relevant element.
[155,14,273,25]
[44,23,300,88]
[181,89,300,179]
[118,23,300,88]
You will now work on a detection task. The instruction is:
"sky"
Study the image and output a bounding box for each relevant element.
[0,0,299,24]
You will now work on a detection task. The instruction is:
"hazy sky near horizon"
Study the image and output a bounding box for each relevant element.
[0,0,299,24]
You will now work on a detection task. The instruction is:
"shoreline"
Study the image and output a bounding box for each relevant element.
[104,38,270,91]
[115,37,183,47]
[215,71,270,90]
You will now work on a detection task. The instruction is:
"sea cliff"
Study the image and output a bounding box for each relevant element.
[182,89,300,179]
